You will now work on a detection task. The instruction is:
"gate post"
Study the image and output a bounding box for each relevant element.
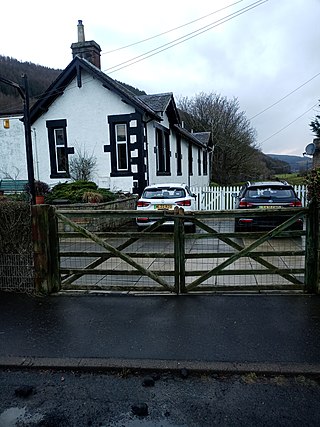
[174,208,186,294]
[305,201,320,293]
[32,205,61,294]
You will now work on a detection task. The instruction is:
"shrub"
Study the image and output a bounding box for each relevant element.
[45,181,117,204]
[0,201,32,253]
[305,168,320,203]
[82,191,104,203]
[24,180,51,196]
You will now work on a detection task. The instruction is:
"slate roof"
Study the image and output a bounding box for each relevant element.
[137,93,173,112]
[192,132,211,147]
[28,56,211,151]
[174,125,209,148]
[30,57,161,124]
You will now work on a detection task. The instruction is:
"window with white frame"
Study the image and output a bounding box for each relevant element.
[115,123,128,170]
[46,119,73,179]
[54,128,67,173]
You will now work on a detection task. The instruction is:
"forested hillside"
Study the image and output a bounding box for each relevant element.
[0,54,294,182]
[267,154,311,173]
[0,55,145,113]
[0,55,61,112]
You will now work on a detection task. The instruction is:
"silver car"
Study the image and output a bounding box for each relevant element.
[136,183,197,231]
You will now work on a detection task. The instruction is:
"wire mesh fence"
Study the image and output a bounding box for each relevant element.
[0,254,34,293]
[0,201,34,293]
[58,209,307,294]
[184,217,305,292]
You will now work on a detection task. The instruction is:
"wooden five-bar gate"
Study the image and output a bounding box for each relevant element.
[30,203,319,295]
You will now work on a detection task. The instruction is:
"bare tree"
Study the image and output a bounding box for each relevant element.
[178,92,266,185]
[69,147,97,181]
[0,166,21,180]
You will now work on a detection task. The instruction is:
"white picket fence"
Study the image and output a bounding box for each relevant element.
[190,185,307,211]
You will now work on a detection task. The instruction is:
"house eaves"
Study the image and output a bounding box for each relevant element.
[30,56,161,124]
[174,124,210,149]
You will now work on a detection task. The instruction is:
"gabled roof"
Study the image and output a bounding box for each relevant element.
[138,93,172,112]
[30,56,161,124]
[174,125,210,149]
[138,93,180,125]
[192,132,211,147]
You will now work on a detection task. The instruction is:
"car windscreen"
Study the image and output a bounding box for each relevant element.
[247,187,295,199]
[142,188,186,199]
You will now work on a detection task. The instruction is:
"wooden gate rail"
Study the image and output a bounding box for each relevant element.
[58,210,169,286]
[56,211,175,292]
[52,206,319,294]
[180,209,305,292]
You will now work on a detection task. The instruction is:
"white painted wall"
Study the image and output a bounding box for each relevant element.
[146,121,209,188]
[0,115,27,179]
[32,72,137,191]
[0,73,210,192]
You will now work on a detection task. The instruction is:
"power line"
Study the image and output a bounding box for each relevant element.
[259,103,318,145]
[102,0,246,54]
[105,0,268,74]
[0,0,267,112]
[250,71,320,120]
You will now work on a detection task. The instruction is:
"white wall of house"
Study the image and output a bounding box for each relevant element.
[0,115,28,179]
[0,73,210,193]
[146,120,209,188]
[32,72,137,191]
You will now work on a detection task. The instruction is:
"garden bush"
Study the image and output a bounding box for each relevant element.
[45,181,117,204]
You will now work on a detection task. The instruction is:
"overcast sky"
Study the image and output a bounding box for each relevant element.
[1,0,320,156]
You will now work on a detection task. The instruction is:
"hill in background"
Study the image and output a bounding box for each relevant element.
[1,55,311,179]
[0,55,145,114]
[267,154,311,173]
[0,55,61,113]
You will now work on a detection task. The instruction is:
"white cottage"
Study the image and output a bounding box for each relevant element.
[1,21,211,195]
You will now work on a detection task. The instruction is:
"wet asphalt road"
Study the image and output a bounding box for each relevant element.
[1,292,320,372]
[1,290,320,425]
[0,368,320,426]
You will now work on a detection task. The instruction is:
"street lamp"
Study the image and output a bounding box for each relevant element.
[0,74,36,204]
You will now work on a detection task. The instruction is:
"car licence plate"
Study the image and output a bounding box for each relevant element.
[260,205,279,209]
[156,204,172,210]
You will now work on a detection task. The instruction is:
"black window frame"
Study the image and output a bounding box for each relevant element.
[108,115,132,177]
[203,150,208,176]
[155,125,171,176]
[176,134,182,176]
[115,123,129,171]
[188,143,193,176]
[198,148,202,176]
[46,119,74,179]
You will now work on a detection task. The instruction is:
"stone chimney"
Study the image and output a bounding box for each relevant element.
[71,20,101,69]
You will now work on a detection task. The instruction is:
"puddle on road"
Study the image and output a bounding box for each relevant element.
[0,406,43,427]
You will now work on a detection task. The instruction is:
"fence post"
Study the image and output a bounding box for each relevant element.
[174,208,186,294]
[32,205,60,294]
[305,201,320,293]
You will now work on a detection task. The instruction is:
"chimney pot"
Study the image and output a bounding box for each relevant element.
[71,20,101,69]
[77,19,85,43]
